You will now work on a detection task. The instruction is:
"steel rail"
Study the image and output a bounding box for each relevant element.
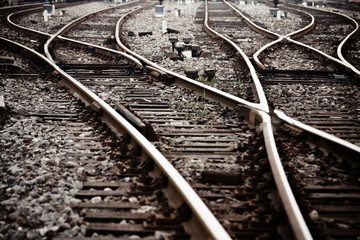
[284,4,360,76]
[285,37,354,70]
[281,6,316,39]
[227,1,359,163]
[5,0,144,67]
[209,2,337,239]
[0,0,65,11]
[273,110,360,167]
[57,35,143,68]
[254,35,352,72]
[253,110,313,240]
[115,2,264,111]
[334,10,360,74]
[205,1,313,239]
[203,0,269,112]
[6,1,82,38]
[7,8,52,38]
[43,0,145,63]
[228,1,359,76]
[253,37,284,71]
[0,35,232,240]
[249,6,315,70]
[225,0,281,39]
[225,2,315,70]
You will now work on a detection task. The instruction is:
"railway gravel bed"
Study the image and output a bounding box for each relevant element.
[326,7,360,71]
[275,124,360,239]
[120,1,256,102]
[51,29,293,238]
[230,2,310,36]
[0,2,113,54]
[0,48,88,239]
[62,1,151,48]
[260,42,340,71]
[74,75,290,239]
[207,1,273,56]
[2,1,360,239]
[1,39,216,240]
[1,19,44,52]
[264,78,360,146]
[285,4,355,58]
[16,1,116,34]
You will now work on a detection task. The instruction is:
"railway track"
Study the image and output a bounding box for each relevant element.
[116,0,360,239]
[1,3,233,238]
[229,1,312,36]
[61,1,152,48]
[0,35,231,239]
[120,1,262,103]
[243,4,360,146]
[1,0,360,239]
[274,122,360,239]
[42,3,293,238]
[207,1,274,56]
[221,1,359,146]
[283,3,356,60]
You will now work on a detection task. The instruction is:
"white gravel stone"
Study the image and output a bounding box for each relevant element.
[90,196,102,203]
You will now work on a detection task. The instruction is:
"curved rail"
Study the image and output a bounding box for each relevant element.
[5,2,358,239]
[115,2,264,111]
[6,1,82,38]
[227,1,359,76]
[284,4,360,76]
[43,0,144,63]
[335,10,360,74]
[116,3,316,238]
[7,8,52,39]
[282,6,316,39]
[273,110,360,166]
[57,35,143,68]
[285,37,354,69]
[254,110,313,240]
[225,1,315,70]
[0,36,232,240]
[6,0,144,67]
[253,5,315,70]
[225,0,281,39]
[204,0,269,112]
[253,37,284,71]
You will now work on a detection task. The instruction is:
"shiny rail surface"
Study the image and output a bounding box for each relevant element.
[203,0,269,112]
[115,0,360,238]
[283,4,360,76]
[115,4,263,112]
[0,36,232,239]
[43,0,145,63]
[116,1,314,239]
[241,2,360,76]
[289,4,360,75]
[3,1,360,239]
[204,1,312,239]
